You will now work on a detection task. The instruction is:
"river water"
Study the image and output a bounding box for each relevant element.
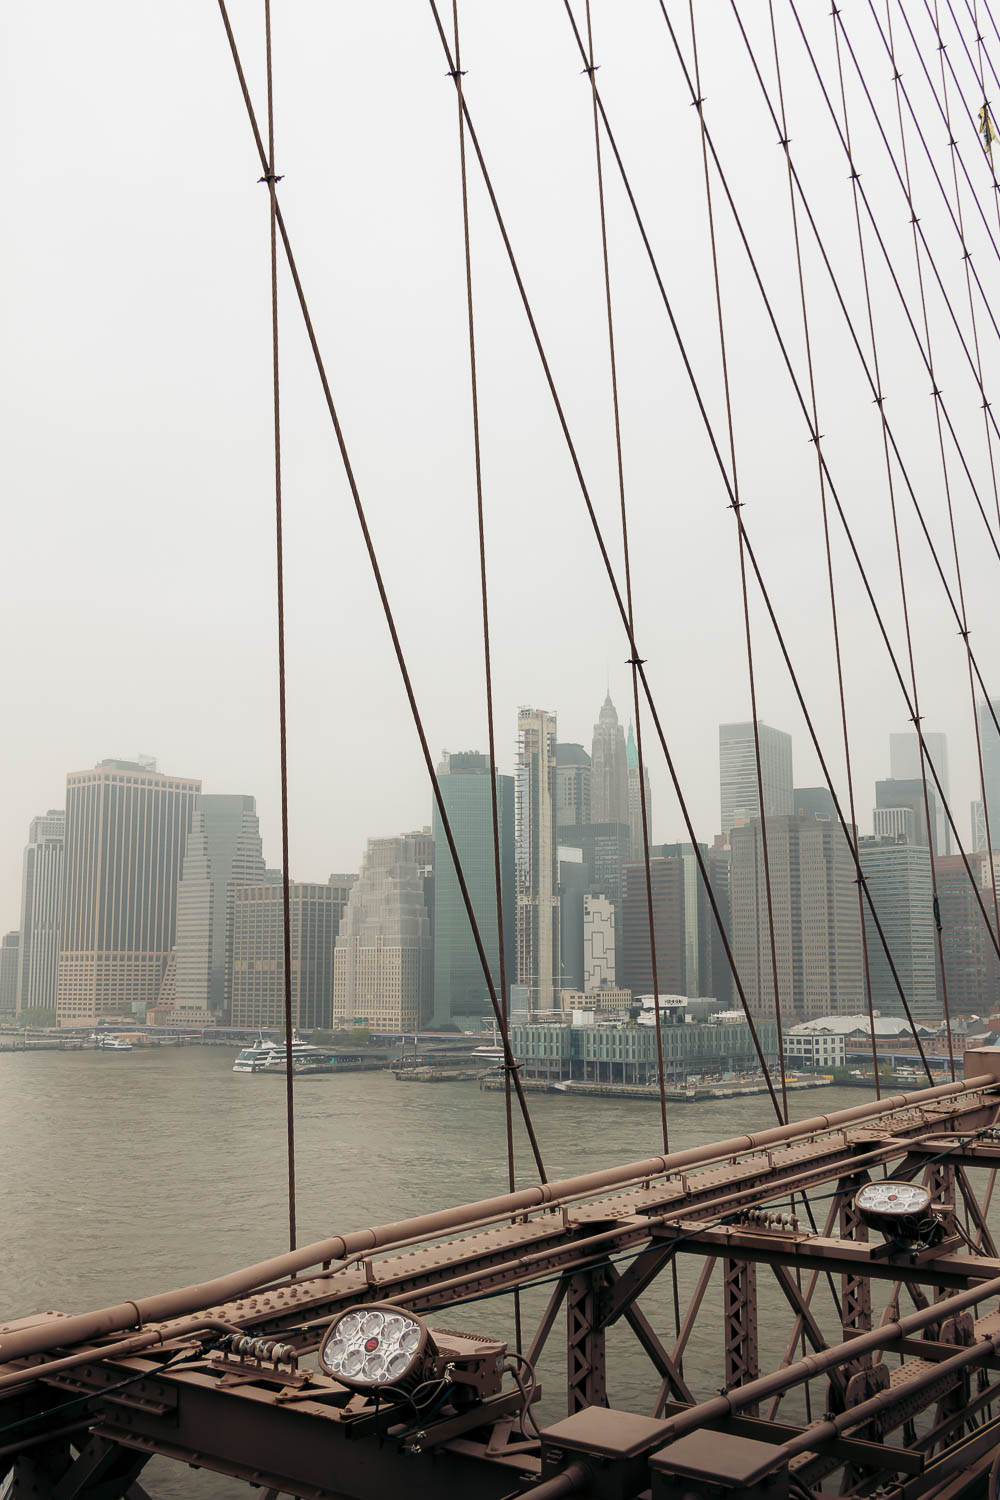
[0,1049,979,1495]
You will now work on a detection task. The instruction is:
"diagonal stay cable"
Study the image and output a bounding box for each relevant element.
[763,0,881,1099]
[261,0,297,1251]
[424,0,784,1120]
[581,0,672,1148]
[693,0,1000,978]
[215,0,549,1183]
[683,0,791,1118]
[447,0,524,1348]
[833,0,1000,566]
[554,0,938,1081]
[950,0,1000,240]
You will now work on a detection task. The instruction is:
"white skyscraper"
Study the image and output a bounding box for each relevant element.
[333,836,432,1030]
[719,722,793,839]
[591,694,629,826]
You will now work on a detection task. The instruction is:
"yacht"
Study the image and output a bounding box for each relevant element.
[233,1033,320,1073]
[94,1033,133,1052]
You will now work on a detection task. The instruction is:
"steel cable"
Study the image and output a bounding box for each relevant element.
[261,0,297,1252]
[215,0,549,1183]
[447,0,530,1351]
[581,0,671,1149]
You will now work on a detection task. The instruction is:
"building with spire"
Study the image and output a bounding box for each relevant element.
[626,722,653,860]
[591,693,629,826]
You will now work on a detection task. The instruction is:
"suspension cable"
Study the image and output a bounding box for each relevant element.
[425,0,784,1120]
[260,0,297,1251]
[764,0,880,1098]
[581,0,671,1148]
[685,0,790,1118]
[215,0,549,1182]
[710,0,1000,976]
[447,0,527,1350]
[949,0,1000,241]
[558,0,937,1081]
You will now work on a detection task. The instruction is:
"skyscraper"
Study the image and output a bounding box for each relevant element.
[432,752,514,1026]
[165,793,266,1018]
[591,694,629,826]
[730,814,861,1021]
[978,701,1000,852]
[890,732,950,853]
[719,722,793,839]
[555,744,591,829]
[516,708,559,1013]
[231,881,342,1031]
[859,836,939,1026]
[875,779,937,851]
[619,857,687,996]
[583,893,615,993]
[334,836,433,1031]
[17,810,65,1017]
[626,722,653,859]
[0,934,20,1017]
[56,759,200,1025]
[936,852,1000,1015]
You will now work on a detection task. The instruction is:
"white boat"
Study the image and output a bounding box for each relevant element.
[233,1033,322,1073]
[93,1033,133,1052]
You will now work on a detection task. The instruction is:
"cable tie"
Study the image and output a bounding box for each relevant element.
[258,173,284,185]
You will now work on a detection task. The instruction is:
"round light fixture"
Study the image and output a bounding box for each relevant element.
[319,1304,434,1394]
[854,1181,937,1246]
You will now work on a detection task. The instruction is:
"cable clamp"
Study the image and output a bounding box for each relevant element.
[626,656,647,667]
[893,70,903,83]
[258,173,284,185]
[910,213,920,225]
[873,395,885,407]
[959,627,971,639]
[983,399,992,411]
[581,63,600,76]
[931,386,942,398]
[446,68,467,79]
[909,713,922,726]
[962,249,972,261]
[777,136,791,148]
[125,1300,144,1331]
[809,433,824,445]
[690,95,706,108]
[849,168,861,181]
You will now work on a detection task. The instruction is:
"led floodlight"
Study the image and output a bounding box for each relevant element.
[319,1304,434,1394]
[854,1181,937,1247]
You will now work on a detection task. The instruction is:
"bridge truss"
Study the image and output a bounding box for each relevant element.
[6,1053,1000,1499]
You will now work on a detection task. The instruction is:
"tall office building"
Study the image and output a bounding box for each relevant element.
[432,752,514,1025]
[706,840,733,1009]
[874,806,917,843]
[555,744,591,829]
[890,732,950,853]
[794,787,836,820]
[0,933,20,1017]
[165,794,266,1018]
[936,853,1000,1015]
[334,836,432,1031]
[875,779,938,851]
[626,723,653,860]
[621,844,715,999]
[973,801,988,853]
[730,814,861,1021]
[516,709,560,1013]
[559,823,632,910]
[591,694,629,826]
[558,846,587,994]
[859,836,939,1026]
[619,856,687,996]
[16,810,65,1017]
[231,881,341,1031]
[56,759,200,1025]
[719,722,793,839]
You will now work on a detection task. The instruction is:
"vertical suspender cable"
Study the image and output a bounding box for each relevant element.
[427,0,784,1121]
[261,0,297,1251]
[448,0,530,1353]
[581,0,671,1150]
[216,0,549,1184]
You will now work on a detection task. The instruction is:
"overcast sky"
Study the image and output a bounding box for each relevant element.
[4,0,1000,924]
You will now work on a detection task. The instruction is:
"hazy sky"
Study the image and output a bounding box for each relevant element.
[5,0,1000,925]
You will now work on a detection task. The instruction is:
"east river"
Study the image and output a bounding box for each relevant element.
[1,1049,986,1496]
